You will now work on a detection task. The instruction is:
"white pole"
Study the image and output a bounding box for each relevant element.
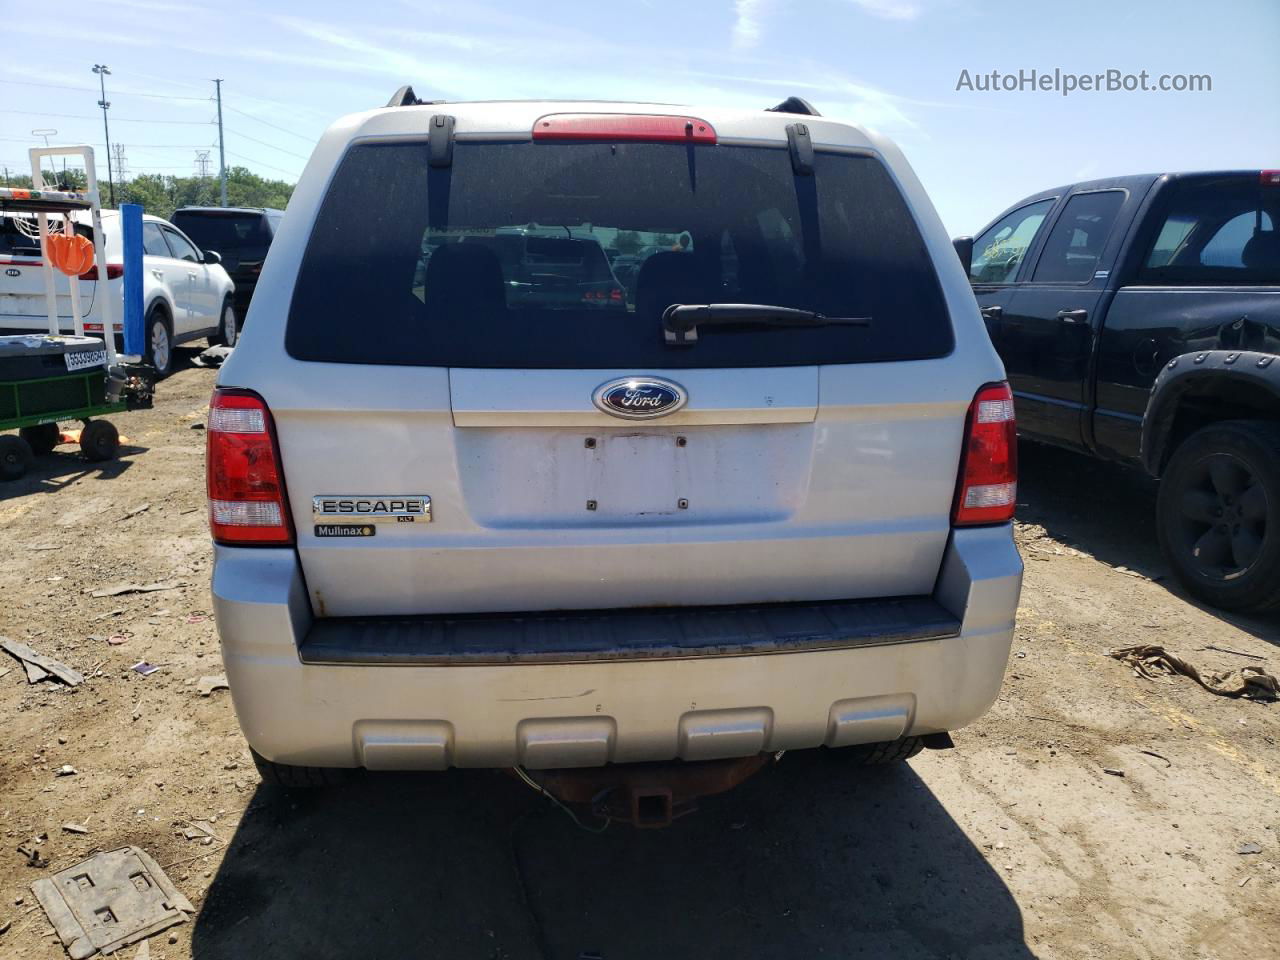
[29,157,60,336]
[64,215,85,338]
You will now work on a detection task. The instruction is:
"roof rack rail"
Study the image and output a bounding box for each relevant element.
[766,97,821,117]
[386,85,444,108]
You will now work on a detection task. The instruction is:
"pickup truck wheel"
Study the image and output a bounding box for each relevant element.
[1157,420,1280,612]
[838,737,926,765]
[250,748,347,788]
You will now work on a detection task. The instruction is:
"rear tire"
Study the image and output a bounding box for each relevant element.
[1156,420,1280,613]
[840,737,926,765]
[19,422,60,456]
[250,748,347,789]
[79,419,119,462]
[0,435,33,481]
[209,297,237,348]
[146,305,174,378]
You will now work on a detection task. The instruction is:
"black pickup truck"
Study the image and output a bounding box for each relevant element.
[957,170,1280,612]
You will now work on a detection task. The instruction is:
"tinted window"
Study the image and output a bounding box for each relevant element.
[1032,191,1124,283]
[286,141,952,369]
[142,222,172,258]
[1139,177,1280,284]
[970,199,1054,284]
[162,227,200,262]
[171,212,270,253]
[0,217,92,257]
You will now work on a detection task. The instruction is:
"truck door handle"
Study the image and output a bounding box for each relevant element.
[1057,308,1088,324]
[981,306,1003,319]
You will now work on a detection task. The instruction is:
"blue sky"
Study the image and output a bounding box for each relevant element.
[2,0,1276,233]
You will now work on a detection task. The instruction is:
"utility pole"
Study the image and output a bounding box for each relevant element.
[92,64,115,206]
[213,78,227,207]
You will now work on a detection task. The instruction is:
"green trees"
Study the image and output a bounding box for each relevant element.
[3,166,294,220]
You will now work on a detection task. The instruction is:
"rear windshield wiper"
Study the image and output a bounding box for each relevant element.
[662,303,871,345]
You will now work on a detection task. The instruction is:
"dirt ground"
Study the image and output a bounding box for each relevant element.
[1,353,1277,960]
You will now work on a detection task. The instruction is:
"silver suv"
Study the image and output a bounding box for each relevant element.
[208,94,1023,801]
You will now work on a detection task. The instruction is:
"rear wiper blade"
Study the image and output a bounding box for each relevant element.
[662,303,871,345]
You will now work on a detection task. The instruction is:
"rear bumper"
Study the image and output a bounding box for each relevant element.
[212,525,1022,770]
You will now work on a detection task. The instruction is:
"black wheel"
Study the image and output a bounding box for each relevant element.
[837,737,926,765]
[79,419,120,462]
[1157,420,1280,612]
[19,422,61,456]
[146,305,174,378]
[210,297,237,348]
[0,434,33,481]
[250,748,347,788]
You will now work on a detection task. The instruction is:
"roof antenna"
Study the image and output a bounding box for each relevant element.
[766,97,821,117]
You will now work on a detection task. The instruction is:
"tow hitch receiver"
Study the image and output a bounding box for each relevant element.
[514,754,775,828]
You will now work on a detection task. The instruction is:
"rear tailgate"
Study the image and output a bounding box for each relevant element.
[266,120,967,618]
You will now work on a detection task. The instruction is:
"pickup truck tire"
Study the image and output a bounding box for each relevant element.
[840,737,926,765]
[1156,420,1280,613]
[250,748,347,788]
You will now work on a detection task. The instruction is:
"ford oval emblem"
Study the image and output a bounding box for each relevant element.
[592,377,687,420]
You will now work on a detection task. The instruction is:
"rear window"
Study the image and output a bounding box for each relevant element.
[286,141,952,368]
[1137,176,1280,285]
[1,216,92,258]
[170,212,269,253]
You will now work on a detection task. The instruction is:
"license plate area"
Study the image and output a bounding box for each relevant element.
[587,432,680,517]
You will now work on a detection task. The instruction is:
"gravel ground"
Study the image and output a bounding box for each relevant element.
[1,355,1277,960]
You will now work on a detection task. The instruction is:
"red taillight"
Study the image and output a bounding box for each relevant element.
[532,113,716,144]
[206,389,294,545]
[952,382,1018,526]
[79,262,123,281]
[610,287,623,301]
[1262,170,1280,186]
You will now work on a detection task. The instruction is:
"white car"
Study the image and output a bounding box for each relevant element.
[0,210,237,376]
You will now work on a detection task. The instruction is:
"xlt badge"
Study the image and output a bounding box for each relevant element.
[313,495,432,523]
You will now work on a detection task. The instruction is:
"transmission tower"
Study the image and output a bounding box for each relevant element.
[112,143,129,183]
[195,151,211,177]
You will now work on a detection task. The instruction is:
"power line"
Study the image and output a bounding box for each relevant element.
[0,78,209,102]
[224,128,311,160]
[223,150,300,178]
[1,109,212,125]
[224,105,317,143]
[0,137,212,148]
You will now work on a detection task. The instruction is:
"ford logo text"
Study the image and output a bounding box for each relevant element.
[592,377,687,420]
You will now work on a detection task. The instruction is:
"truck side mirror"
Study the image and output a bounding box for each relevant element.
[952,236,974,275]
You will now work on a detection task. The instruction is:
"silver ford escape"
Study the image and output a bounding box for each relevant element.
[208,93,1023,805]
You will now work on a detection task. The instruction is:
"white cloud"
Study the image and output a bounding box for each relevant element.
[848,0,923,20]
[731,0,769,50]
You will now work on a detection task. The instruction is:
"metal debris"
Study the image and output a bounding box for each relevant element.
[1109,644,1278,701]
[192,345,233,368]
[1103,768,1125,777]
[31,846,194,959]
[0,637,84,686]
[89,581,181,599]
[62,823,89,835]
[18,843,49,868]
[130,662,160,677]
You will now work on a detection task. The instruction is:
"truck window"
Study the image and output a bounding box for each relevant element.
[970,199,1054,284]
[1031,191,1125,283]
[1138,176,1280,285]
